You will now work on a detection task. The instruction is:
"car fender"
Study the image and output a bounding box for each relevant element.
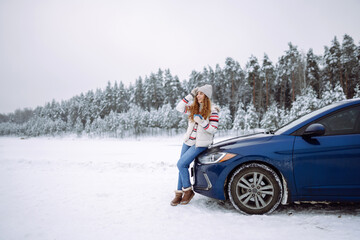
[214,155,294,202]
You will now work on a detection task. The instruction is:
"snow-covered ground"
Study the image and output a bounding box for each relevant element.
[1,136,360,240]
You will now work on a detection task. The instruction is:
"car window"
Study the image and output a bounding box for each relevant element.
[316,105,360,135]
[274,102,343,135]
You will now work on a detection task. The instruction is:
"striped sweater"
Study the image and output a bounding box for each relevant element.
[176,94,220,147]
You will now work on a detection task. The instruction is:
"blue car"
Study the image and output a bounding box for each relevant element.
[193,98,360,214]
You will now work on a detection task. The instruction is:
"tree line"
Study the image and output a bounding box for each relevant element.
[1,34,359,137]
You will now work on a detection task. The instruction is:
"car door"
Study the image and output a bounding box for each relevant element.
[292,105,360,198]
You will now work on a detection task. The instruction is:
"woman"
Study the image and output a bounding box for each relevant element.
[171,84,220,206]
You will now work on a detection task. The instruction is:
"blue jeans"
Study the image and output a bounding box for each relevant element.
[177,144,207,190]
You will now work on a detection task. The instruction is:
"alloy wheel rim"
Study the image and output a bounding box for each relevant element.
[235,171,275,210]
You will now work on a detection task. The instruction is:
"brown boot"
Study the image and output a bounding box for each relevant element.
[180,187,195,205]
[170,190,183,206]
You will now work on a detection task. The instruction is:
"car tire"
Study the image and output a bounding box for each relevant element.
[228,163,283,215]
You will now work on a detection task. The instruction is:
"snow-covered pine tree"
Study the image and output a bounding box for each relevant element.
[325,36,343,89]
[91,116,107,137]
[0,122,17,135]
[277,107,289,127]
[74,116,84,136]
[232,102,246,131]
[84,116,91,134]
[158,103,182,133]
[341,34,359,98]
[188,70,207,92]
[218,106,232,130]
[54,118,66,135]
[117,81,129,113]
[275,43,303,110]
[133,77,146,109]
[261,54,276,111]
[223,57,243,118]
[285,43,302,103]
[116,112,127,138]
[246,55,261,111]
[113,81,120,112]
[213,64,226,106]
[288,86,320,122]
[260,102,280,130]
[103,81,114,116]
[163,69,183,108]
[104,110,119,137]
[353,85,360,99]
[94,88,105,119]
[144,71,164,110]
[274,56,288,109]
[305,48,321,98]
[84,90,95,123]
[207,66,216,101]
[201,67,210,86]
[148,107,161,129]
[320,82,346,107]
[244,102,259,132]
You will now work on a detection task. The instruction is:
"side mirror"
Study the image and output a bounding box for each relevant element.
[303,123,325,137]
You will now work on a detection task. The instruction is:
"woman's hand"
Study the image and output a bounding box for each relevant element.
[194,114,203,124]
[190,87,198,97]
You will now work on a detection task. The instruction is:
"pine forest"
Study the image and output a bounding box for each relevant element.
[1,34,360,138]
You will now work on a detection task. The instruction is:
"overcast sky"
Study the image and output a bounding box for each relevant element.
[1,0,359,114]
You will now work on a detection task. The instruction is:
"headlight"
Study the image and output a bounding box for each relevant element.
[198,152,237,164]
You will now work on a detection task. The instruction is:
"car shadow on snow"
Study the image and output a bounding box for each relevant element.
[275,202,360,216]
[194,196,360,216]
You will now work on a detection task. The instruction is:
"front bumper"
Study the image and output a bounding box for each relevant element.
[193,171,212,191]
[192,160,228,200]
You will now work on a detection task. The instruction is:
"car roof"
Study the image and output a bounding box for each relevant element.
[278,98,360,135]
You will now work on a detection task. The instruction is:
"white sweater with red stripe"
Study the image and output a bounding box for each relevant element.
[176,94,220,147]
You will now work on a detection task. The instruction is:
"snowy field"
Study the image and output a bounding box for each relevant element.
[1,136,360,240]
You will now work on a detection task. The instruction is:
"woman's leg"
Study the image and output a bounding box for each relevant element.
[177,145,207,189]
[177,144,191,190]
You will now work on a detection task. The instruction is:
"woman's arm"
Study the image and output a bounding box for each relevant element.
[175,94,193,114]
[195,110,219,134]
[176,87,198,114]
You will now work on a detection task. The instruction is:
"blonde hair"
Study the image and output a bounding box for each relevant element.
[189,95,211,122]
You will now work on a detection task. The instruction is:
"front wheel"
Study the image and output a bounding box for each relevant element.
[228,163,283,215]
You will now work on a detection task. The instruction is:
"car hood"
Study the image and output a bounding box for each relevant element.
[210,133,273,151]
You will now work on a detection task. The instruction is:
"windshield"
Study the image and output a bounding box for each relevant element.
[274,103,342,135]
